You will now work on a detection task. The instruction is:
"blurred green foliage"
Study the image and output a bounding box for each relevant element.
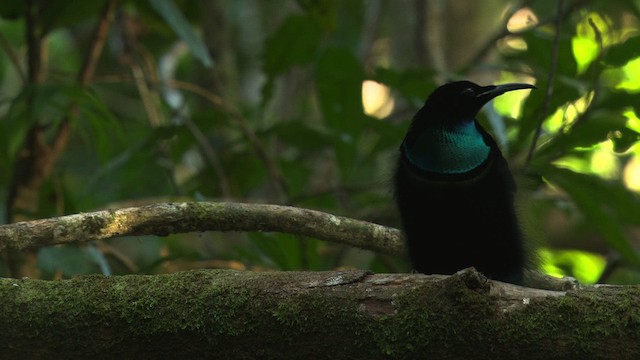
[1,0,640,284]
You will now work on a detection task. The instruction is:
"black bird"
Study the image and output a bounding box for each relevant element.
[394,81,535,284]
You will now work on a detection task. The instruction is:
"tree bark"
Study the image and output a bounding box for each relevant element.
[0,202,403,256]
[0,268,637,359]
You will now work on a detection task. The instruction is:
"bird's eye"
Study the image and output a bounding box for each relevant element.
[461,88,475,97]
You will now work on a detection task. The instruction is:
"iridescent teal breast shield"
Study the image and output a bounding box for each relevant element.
[402,120,490,174]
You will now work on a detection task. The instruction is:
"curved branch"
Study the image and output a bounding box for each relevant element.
[0,202,404,255]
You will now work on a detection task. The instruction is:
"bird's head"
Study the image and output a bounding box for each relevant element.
[420,81,536,124]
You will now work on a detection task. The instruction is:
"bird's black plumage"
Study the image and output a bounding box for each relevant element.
[393,81,535,284]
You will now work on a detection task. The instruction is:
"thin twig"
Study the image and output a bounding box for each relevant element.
[0,29,26,84]
[25,0,42,84]
[131,62,164,126]
[95,242,139,273]
[170,77,290,201]
[555,17,603,133]
[211,73,290,202]
[78,0,118,85]
[166,79,226,108]
[183,117,233,198]
[97,74,289,201]
[524,0,564,169]
[136,78,233,196]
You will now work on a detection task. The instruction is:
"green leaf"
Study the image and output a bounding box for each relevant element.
[533,111,629,164]
[602,36,640,67]
[85,125,180,192]
[41,1,104,33]
[315,47,366,177]
[295,0,337,30]
[74,88,124,162]
[515,79,582,153]
[373,67,437,106]
[0,1,23,19]
[0,84,84,160]
[87,244,112,275]
[278,158,312,198]
[366,116,406,153]
[247,232,303,270]
[38,246,101,278]
[512,29,577,77]
[149,0,213,68]
[544,166,640,267]
[597,90,640,116]
[0,92,30,162]
[610,129,639,153]
[266,121,336,150]
[246,232,329,271]
[260,14,324,108]
[224,150,268,195]
[262,14,323,76]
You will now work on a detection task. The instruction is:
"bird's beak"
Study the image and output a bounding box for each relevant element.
[476,83,536,100]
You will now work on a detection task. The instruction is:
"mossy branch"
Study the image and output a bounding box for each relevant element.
[0,268,637,359]
[0,202,404,255]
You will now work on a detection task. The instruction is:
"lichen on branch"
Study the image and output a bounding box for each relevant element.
[0,202,404,255]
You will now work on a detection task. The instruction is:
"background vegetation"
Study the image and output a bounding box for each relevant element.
[1,0,640,284]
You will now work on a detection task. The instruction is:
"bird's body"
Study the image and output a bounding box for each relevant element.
[394,81,534,284]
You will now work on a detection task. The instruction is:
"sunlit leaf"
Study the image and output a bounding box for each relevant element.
[573,37,599,74]
[513,29,578,77]
[533,111,629,164]
[515,79,582,153]
[538,248,606,284]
